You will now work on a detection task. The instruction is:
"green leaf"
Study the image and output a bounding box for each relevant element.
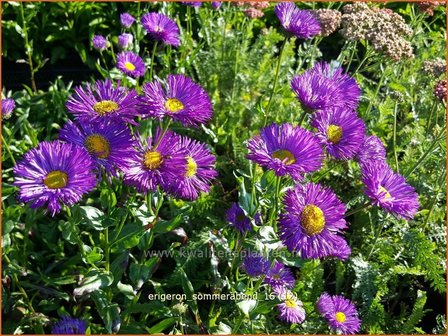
[403,290,427,333]
[117,281,135,300]
[91,290,121,333]
[123,302,172,318]
[78,206,108,230]
[153,213,184,234]
[110,251,129,284]
[83,245,104,265]
[110,223,145,253]
[129,257,159,290]
[73,270,113,297]
[100,188,117,210]
[236,299,257,316]
[148,317,177,334]
[178,267,199,316]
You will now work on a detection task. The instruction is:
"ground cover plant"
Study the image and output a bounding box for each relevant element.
[1,1,446,334]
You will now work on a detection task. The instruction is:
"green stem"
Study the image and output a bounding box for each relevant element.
[104,228,110,272]
[297,110,307,127]
[367,222,384,260]
[265,38,287,124]
[352,45,374,75]
[345,41,358,72]
[232,313,246,334]
[269,175,282,231]
[19,2,37,93]
[149,41,159,81]
[425,101,437,131]
[345,202,371,217]
[2,134,16,166]
[364,65,387,117]
[422,168,446,231]
[3,254,35,313]
[393,102,400,173]
[152,119,171,149]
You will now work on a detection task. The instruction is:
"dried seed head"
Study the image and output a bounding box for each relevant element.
[434,80,447,102]
[422,59,447,77]
[312,9,342,37]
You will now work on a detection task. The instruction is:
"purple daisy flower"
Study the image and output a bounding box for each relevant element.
[141,13,180,47]
[317,293,361,334]
[2,98,15,119]
[52,316,87,334]
[242,251,270,277]
[92,35,108,51]
[141,74,213,127]
[121,128,186,193]
[278,183,351,260]
[355,135,387,169]
[264,261,295,294]
[246,123,324,181]
[211,2,222,9]
[226,203,252,234]
[120,13,135,28]
[118,33,134,49]
[182,1,203,7]
[13,141,97,216]
[311,107,366,160]
[164,136,217,200]
[116,51,146,78]
[59,120,135,177]
[361,162,419,220]
[277,291,306,324]
[291,61,361,112]
[66,79,140,124]
[274,2,321,39]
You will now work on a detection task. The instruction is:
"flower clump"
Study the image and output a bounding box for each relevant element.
[339,3,413,61]
[422,59,446,77]
[312,9,342,37]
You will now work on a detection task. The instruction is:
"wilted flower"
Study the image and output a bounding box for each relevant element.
[317,293,361,334]
[362,161,419,219]
[120,12,135,28]
[141,12,180,47]
[118,33,134,49]
[14,142,97,216]
[116,51,146,78]
[2,98,15,119]
[312,9,342,36]
[51,316,87,334]
[92,35,108,51]
[434,80,447,102]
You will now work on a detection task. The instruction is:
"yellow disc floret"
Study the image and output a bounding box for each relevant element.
[327,124,343,144]
[124,62,136,71]
[335,311,347,323]
[85,134,110,159]
[185,156,198,177]
[301,204,325,236]
[93,100,119,115]
[379,186,392,199]
[44,170,68,189]
[272,149,296,165]
[144,150,163,170]
[165,98,185,113]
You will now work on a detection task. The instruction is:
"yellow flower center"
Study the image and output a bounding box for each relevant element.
[85,134,110,159]
[379,186,392,199]
[43,170,68,189]
[124,62,136,71]
[271,149,296,165]
[301,204,325,236]
[144,150,163,170]
[93,100,119,115]
[185,156,198,177]
[165,98,185,113]
[335,311,346,323]
[327,124,343,144]
[285,293,297,308]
